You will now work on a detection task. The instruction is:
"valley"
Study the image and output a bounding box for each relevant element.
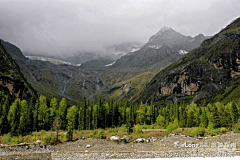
[0,2,240,159]
[1,26,208,103]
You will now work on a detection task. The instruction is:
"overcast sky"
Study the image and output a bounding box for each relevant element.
[0,0,239,56]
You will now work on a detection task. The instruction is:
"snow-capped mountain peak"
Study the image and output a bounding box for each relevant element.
[149,26,176,42]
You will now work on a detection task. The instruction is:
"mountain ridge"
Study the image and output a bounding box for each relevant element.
[112,27,208,72]
[139,17,240,104]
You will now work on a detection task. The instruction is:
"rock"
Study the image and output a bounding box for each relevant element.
[135,138,145,143]
[86,144,91,148]
[197,137,203,139]
[122,135,129,140]
[169,133,175,136]
[151,137,157,142]
[35,140,41,145]
[120,138,127,144]
[110,135,119,141]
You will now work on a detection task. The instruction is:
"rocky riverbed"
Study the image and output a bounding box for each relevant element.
[1,132,240,159]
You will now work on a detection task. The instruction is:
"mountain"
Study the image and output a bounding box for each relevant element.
[139,18,240,104]
[1,39,115,102]
[0,27,209,103]
[112,27,208,72]
[0,41,36,100]
[99,27,209,101]
[105,42,144,60]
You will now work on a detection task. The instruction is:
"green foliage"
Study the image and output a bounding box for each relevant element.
[0,86,239,143]
[156,115,165,127]
[97,129,106,139]
[59,98,67,130]
[187,127,205,137]
[220,127,228,134]
[41,132,55,144]
[66,105,78,140]
[166,118,178,133]
[7,99,21,135]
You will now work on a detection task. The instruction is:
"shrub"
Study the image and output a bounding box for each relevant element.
[206,128,220,136]
[97,129,106,139]
[187,127,205,137]
[166,119,178,133]
[41,132,55,144]
[0,134,12,144]
[133,124,143,134]
[220,127,228,134]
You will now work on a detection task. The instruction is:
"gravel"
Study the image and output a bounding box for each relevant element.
[0,132,239,159]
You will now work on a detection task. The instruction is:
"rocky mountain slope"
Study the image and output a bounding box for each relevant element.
[0,41,36,100]
[112,27,208,72]
[139,18,240,104]
[1,40,113,102]
[0,26,209,102]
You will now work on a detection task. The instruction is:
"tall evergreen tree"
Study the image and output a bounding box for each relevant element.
[8,99,21,135]
[66,105,78,140]
[19,100,32,135]
[59,98,67,130]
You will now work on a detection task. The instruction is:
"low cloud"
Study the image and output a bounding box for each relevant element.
[0,0,239,56]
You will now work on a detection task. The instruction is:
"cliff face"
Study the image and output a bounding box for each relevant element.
[140,18,240,104]
[0,41,36,100]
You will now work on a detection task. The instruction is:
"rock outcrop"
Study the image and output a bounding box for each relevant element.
[0,41,36,100]
[140,18,240,104]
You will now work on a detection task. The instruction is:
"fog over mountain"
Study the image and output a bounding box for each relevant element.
[0,0,239,56]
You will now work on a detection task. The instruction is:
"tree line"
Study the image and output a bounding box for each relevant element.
[0,90,239,139]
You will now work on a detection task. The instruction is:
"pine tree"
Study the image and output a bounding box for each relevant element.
[82,97,87,130]
[66,105,78,140]
[0,95,10,134]
[33,98,39,131]
[50,97,58,126]
[59,98,67,130]
[8,99,21,135]
[231,102,239,123]
[38,95,49,130]
[19,100,32,135]
[199,107,208,128]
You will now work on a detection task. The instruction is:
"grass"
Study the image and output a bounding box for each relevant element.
[104,70,159,101]
[0,125,235,145]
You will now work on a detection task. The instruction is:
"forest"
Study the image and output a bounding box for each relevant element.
[0,90,240,141]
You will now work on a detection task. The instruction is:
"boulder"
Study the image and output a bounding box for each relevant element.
[110,135,120,141]
[151,137,157,142]
[134,138,145,143]
[86,144,91,148]
[35,140,41,145]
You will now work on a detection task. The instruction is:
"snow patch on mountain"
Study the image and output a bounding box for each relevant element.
[130,48,141,52]
[26,56,81,66]
[105,61,116,67]
[178,50,188,55]
[148,45,162,49]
